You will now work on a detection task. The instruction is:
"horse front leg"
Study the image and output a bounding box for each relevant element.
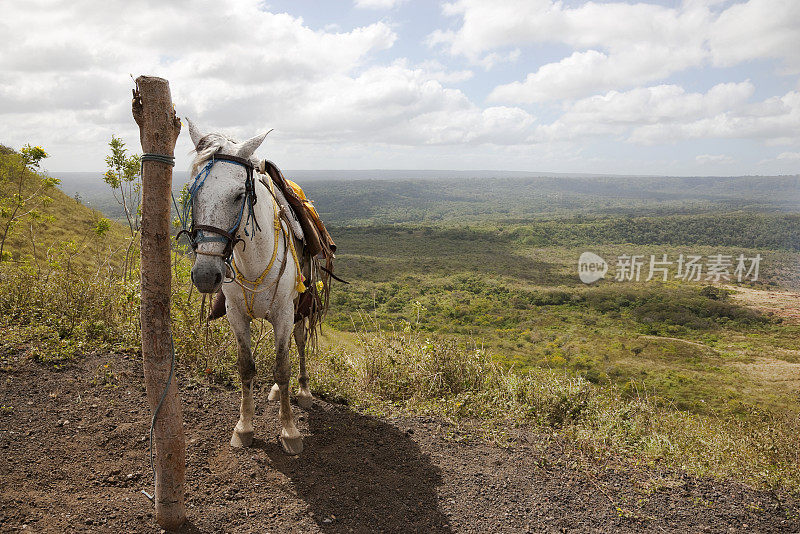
[294,319,313,408]
[228,309,256,448]
[273,306,303,455]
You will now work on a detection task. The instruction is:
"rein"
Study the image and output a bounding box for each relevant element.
[229,174,306,318]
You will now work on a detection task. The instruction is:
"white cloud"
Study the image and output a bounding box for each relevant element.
[628,90,800,145]
[528,82,800,147]
[477,49,521,71]
[414,60,474,84]
[709,0,800,73]
[433,0,709,64]
[777,151,800,160]
[489,48,706,103]
[435,0,800,102]
[354,0,405,9]
[568,82,756,125]
[0,0,796,175]
[276,62,533,145]
[0,0,535,171]
[431,0,708,58]
[696,154,733,164]
[0,1,399,118]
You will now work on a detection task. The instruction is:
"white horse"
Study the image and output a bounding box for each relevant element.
[184,118,315,455]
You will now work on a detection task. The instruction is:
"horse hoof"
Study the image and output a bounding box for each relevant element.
[230,429,253,448]
[297,392,313,409]
[267,383,281,401]
[279,433,303,455]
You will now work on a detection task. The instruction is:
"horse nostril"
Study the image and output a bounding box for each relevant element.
[214,272,222,286]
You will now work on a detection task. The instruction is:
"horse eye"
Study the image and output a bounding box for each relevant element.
[235,192,244,202]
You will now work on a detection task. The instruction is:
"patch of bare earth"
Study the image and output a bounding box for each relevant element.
[1,352,798,533]
[734,358,800,390]
[725,285,800,324]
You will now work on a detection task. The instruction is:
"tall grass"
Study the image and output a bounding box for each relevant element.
[0,246,251,383]
[0,246,139,365]
[1,255,798,493]
[310,320,800,492]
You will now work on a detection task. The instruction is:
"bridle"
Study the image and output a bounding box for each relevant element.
[177,153,261,263]
[177,151,308,318]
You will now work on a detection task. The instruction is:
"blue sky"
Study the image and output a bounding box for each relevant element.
[1,0,798,175]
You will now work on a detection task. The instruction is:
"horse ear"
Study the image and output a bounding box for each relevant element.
[185,117,206,148]
[237,130,272,159]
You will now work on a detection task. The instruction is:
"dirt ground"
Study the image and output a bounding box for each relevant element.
[726,285,800,324]
[1,352,798,533]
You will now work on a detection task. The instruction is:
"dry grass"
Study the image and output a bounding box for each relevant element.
[2,256,798,493]
[2,162,798,494]
[726,284,800,324]
[0,161,129,273]
[310,323,800,493]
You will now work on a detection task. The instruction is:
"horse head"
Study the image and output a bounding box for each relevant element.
[184,118,270,294]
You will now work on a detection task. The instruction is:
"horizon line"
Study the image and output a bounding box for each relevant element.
[48,169,800,179]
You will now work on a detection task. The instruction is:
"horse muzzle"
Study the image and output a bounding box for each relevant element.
[191,259,225,294]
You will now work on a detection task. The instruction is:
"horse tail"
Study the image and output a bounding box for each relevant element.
[297,244,334,354]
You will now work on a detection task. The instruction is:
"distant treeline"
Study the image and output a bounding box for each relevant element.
[500,212,800,251]
[58,172,800,226]
[305,175,800,225]
[333,211,800,252]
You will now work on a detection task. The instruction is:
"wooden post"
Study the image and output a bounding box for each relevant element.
[132,75,186,530]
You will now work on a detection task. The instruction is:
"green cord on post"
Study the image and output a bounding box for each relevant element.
[142,153,176,166]
[142,333,176,504]
[140,151,177,503]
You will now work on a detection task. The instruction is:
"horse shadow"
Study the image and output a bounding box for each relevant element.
[254,402,452,533]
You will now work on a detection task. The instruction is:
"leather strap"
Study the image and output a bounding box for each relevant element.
[211,153,254,169]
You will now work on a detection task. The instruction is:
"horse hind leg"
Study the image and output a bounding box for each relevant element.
[274,308,303,455]
[229,312,256,448]
[266,321,282,402]
[266,320,312,407]
[294,319,313,408]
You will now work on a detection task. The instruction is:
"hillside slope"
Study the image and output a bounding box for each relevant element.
[0,145,128,269]
[2,351,798,533]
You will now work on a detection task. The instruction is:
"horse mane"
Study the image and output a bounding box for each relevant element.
[189,133,259,176]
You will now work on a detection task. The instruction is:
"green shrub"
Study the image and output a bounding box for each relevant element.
[2,247,797,493]
[309,324,800,492]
